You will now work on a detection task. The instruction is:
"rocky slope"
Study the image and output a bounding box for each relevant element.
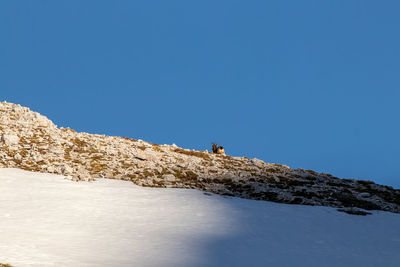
[0,101,399,214]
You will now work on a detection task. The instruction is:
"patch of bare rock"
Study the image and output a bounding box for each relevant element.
[0,101,399,214]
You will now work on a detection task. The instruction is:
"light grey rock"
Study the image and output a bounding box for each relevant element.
[46,166,55,173]
[162,174,176,182]
[250,158,264,168]
[359,192,371,198]
[61,165,73,175]
[1,134,19,145]
[33,155,43,163]
[78,173,92,181]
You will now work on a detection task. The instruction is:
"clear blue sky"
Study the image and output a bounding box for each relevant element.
[1,1,399,188]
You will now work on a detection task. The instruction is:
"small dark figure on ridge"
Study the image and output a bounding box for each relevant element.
[211,143,225,154]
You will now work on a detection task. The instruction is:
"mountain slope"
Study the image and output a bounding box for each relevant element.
[0,101,399,213]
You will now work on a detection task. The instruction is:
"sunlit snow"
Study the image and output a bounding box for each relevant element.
[0,168,399,267]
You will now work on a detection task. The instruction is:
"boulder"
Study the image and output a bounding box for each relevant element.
[1,134,19,146]
[250,158,264,168]
[61,165,74,175]
[13,153,22,161]
[162,174,176,182]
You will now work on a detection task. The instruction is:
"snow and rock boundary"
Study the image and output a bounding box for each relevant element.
[0,101,399,213]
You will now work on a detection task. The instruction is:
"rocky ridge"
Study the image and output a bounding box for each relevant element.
[0,101,399,214]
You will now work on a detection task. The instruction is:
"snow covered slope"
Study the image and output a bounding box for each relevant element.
[0,169,399,267]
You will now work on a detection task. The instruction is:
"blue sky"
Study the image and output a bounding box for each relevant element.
[1,1,399,188]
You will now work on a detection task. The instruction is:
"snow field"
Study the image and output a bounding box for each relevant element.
[0,168,399,267]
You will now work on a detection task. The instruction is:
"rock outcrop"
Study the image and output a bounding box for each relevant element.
[1,101,399,213]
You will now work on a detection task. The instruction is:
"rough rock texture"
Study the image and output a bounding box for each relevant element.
[0,101,399,213]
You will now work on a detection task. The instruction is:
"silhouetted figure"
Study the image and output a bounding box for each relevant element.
[211,143,225,154]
